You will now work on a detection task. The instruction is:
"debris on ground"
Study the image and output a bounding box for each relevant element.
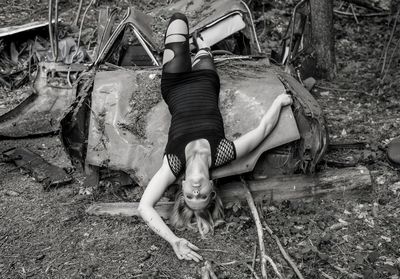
[2,147,72,189]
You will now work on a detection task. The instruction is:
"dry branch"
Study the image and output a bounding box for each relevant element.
[263,255,284,279]
[381,8,400,75]
[241,178,284,279]
[342,0,385,12]
[245,263,261,279]
[241,177,268,279]
[263,222,304,279]
[73,0,84,26]
[381,36,400,83]
[334,10,390,17]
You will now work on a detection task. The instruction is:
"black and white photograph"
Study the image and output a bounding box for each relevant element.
[0,0,399,278]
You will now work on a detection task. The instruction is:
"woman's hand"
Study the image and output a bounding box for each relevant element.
[171,238,203,262]
[276,93,293,107]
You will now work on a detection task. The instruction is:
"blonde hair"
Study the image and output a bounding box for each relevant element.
[170,190,224,238]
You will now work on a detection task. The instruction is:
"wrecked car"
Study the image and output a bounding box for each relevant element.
[61,0,328,186]
[2,0,328,186]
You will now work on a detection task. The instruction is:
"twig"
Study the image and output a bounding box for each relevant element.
[241,178,284,279]
[263,222,304,279]
[241,177,268,278]
[218,260,241,266]
[341,0,383,12]
[381,36,400,83]
[381,7,400,74]
[314,85,369,94]
[263,255,284,279]
[245,263,261,279]
[73,0,96,61]
[349,4,359,24]
[334,10,390,17]
[199,248,229,253]
[73,0,84,26]
[251,244,257,270]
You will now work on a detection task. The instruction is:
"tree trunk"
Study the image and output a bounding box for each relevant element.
[309,0,336,80]
[86,166,372,218]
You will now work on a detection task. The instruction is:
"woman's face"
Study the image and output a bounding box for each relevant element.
[182,173,215,210]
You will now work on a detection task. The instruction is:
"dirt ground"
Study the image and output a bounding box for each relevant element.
[1,1,400,279]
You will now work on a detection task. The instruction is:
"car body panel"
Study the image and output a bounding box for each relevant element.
[0,62,81,137]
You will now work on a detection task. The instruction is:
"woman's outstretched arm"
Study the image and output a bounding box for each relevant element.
[233,93,292,158]
[138,157,203,262]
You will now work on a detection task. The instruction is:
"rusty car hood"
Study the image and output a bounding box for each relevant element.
[86,60,300,186]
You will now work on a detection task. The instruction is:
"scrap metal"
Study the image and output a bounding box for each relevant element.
[2,147,73,189]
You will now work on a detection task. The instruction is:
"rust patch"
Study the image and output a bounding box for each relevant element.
[219,88,236,112]
[117,72,161,139]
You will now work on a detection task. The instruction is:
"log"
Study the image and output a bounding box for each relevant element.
[86,166,371,217]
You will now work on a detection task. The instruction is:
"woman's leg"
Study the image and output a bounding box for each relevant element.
[192,34,216,72]
[162,13,191,73]
[192,50,216,72]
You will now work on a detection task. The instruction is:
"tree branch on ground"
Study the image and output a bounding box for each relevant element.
[262,221,305,279]
[241,177,284,279]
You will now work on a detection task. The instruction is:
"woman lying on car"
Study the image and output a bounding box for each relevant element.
[138,13,292,262]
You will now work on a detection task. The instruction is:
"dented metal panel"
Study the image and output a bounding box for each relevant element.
[276,70,328,172]
[165,0,247,32]
[2,147,73,189]
[0,20,52,37]
[86,69,167,186]
[86,60,300,186]
[0,62,82,137]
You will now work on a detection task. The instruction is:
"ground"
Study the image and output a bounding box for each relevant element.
[1,1,400,278]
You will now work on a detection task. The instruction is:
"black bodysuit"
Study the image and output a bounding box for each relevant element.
[161,69,236,177]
